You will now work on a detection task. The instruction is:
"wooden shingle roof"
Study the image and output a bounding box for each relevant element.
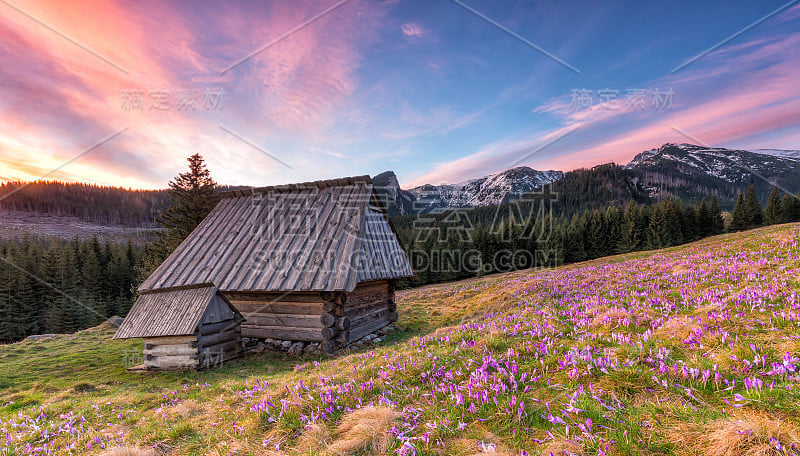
[138,176,413,294]
[113,284,233,339]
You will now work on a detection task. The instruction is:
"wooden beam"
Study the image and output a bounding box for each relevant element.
[239,312,336,328]
[199,318,240,336]
[223,291,325,303]
[335,316,350,331]
[196,328,239,348]
[231,301,335,315]
[241,325,335,342]
[349,316,390,342]
[143,344,198,357]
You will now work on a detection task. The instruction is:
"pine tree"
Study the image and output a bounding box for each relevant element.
[709,195,725,234]
[764,187,783,225]
[618,201,640,253]
[730,193,747,231]
[697,198,711,237]
[783,194,800,223]
[744,185,763,228]
[142,154,218,276]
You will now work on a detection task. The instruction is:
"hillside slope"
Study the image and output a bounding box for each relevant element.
[1,225,799,455]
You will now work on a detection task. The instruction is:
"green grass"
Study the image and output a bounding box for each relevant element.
[1,224,799,455]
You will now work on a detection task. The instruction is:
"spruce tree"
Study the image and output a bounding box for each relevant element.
[730,193,747,231]
[764,187,783,225]
[743,185,763,228]
[697,198,711,237]
[142,154,218,276]
[783,194,800,223]
[709,196,724,234]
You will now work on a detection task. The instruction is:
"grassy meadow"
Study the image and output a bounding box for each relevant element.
[1,224,799,455]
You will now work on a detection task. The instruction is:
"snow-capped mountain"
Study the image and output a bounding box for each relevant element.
[625,143,800,203]
[405,167,563,212]
[752,149,800,161]
[373,143,800,215]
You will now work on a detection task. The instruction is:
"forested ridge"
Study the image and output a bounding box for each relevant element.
[393,186,800,286]
[2,159,800,343]
[0,181,169,227]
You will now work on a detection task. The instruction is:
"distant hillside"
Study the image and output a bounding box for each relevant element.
[626,143,800,207]
[550,163,650,215]
[0,181,169,227]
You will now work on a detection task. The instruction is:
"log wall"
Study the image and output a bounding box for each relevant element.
[338,280,397,346]
[142,312,242,370]
[224,281,396,352]
[143,335,199,370]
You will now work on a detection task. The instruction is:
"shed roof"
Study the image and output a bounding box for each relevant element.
[138,176,413,293]
[114,284,239,339]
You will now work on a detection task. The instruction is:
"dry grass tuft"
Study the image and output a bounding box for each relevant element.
[590,308,631,328]
[707,417,799,456]
[654,315,702,340]
[671,414,800,456]
[447,432,514,455]
[672,263,692,275]
[296,423,332,453]
[539,438,584,455]
[164,399,200,418]
[327,406,400,456]
[99,446,155,456]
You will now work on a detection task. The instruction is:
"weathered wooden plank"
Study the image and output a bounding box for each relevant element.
[199,339,239,356]
[336,330,350,344]
[335,316,350,331]
[349,316,390,342]
[239,312,335,328]
[144,335,195,345]
[389,311,399,322]
[146,354,199,369]
[199,318,240,336]
[199,348,240,369]
[241,325,334,341]
[350,307,390,327]
[223,291,325,303]
[143,344,198,357]
[196,328,239,348]
[231,301,333,315]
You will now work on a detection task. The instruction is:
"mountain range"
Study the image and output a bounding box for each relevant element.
[375,143,800,215]
[2,143,799,241]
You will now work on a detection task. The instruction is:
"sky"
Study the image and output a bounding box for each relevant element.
[0,0,798,189]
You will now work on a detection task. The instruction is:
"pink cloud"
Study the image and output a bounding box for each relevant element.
[0,0,390,187]
[406,31,800,186]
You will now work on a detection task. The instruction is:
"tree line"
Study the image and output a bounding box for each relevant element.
[2,151,799,342]
[0,181,169,227]
[0,154,217,342]
[395,185,800,287]
[0,236,142,342]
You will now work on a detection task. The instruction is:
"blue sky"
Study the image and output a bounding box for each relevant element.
[1,0,798,188]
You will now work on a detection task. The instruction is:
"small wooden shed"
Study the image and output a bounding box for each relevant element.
[126,175,414,354]
[113,284,244,370]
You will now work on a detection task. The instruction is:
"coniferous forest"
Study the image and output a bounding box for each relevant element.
[393,185,800,287]
[0,236,141,342]
[1,155,800,343]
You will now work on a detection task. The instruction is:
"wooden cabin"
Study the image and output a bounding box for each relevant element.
[113,284,244,370]
[119,175,414,356]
